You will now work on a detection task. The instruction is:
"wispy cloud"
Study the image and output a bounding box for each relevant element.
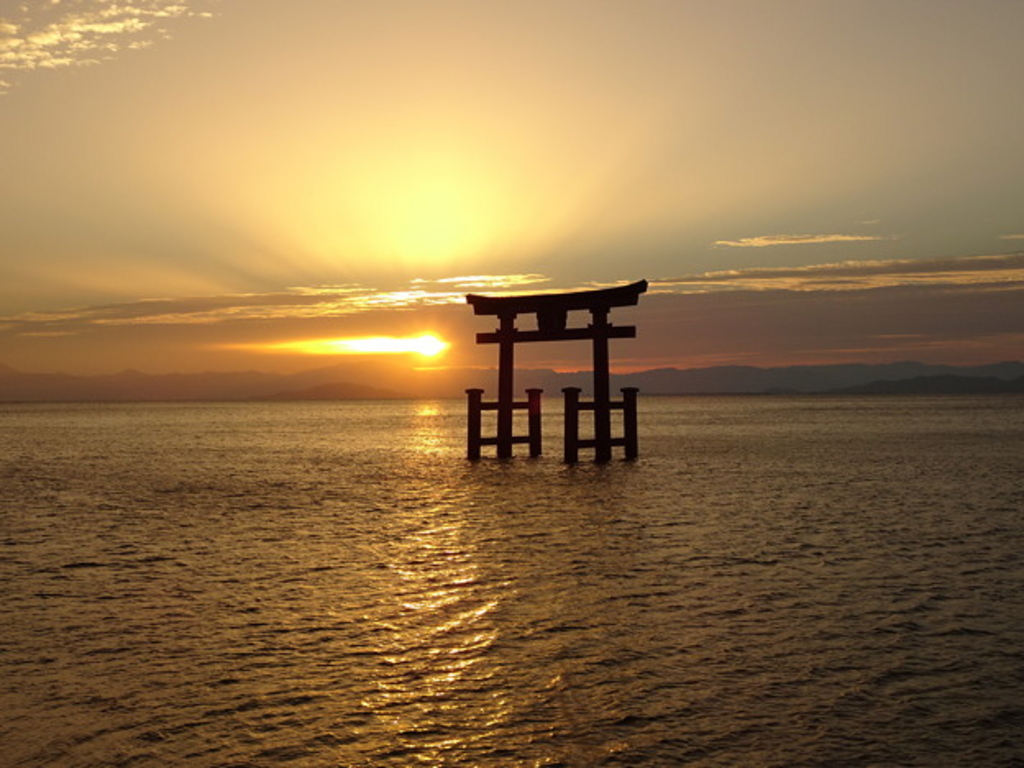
[16,288,458,328]
[7,257,1024,348]
[999,234,1024,240]
[4,265,1024,373]
[0,1,215,93]
[714,234,893,248]
[0,275,563,333]
[411,274,550,291]
[654,253,1024,293]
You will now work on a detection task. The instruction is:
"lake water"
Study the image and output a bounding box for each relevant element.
[2,396,1023,766]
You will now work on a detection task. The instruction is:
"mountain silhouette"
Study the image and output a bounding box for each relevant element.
[260,381,408,400]
[1,360,1023,401]
[828,374,1024,395]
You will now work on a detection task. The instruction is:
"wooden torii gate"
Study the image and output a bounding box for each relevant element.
[465,279,647,462]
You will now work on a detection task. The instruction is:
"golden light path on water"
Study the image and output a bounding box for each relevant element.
[350,407,509,759]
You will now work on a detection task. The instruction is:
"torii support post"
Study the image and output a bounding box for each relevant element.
[466,279,647,461]
[590,306,613,462]
[622,387,639,460]
[562,386,640,463]
[466,388,483,461]
[465,386,544,460]
[527,388,543,458]
[497,314,516,459]
[563,386,581,464]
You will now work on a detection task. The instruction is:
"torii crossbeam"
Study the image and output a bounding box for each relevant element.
[465,279,647,462]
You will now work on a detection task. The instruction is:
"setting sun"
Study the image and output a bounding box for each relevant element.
[339,334,449,357]
[238,334,450,358]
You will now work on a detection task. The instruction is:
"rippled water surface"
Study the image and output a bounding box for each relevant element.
[2,396,1024,766]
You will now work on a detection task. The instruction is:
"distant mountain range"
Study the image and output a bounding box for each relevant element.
[1,360,1023,402]
[829,373,1024,395]
[262,381,407,400]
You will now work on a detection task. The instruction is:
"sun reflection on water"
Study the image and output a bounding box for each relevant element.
[414,403,441,419]
[407,401,453,457]
[358,490,515,761]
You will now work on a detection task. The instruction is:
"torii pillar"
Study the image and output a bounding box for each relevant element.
[465,280,647,462]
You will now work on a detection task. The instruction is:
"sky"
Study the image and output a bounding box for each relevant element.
[2,0,1023,376]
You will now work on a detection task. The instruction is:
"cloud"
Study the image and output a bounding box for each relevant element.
[1000,234,1024,240]
[654,253,1024,294]
[714,234,893,248]
[629,278,1024,370]
[411,274,550,291]
[0,276,558,333]
[8,255,1024,339]
[3,264,1024,374]
[4,258,1024,376]
[0,1,215,92]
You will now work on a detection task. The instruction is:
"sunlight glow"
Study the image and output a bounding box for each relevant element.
[251,334,449,357]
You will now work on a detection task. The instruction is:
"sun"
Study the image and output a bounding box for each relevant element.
[337,334,449,357]
[237,334,450,358]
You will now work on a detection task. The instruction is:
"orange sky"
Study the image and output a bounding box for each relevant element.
[2,1,1023,375]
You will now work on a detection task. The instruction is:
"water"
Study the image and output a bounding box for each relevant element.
[2,396,1023,766]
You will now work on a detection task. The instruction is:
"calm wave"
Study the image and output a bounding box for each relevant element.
[2,396,1023,766]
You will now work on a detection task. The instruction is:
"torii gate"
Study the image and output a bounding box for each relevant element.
[465,279,648,462]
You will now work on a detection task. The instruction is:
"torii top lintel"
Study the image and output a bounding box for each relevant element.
[466,279,647,344]
[466,279,647,317]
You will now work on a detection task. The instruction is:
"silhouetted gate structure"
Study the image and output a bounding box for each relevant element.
[465,280,647,462]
